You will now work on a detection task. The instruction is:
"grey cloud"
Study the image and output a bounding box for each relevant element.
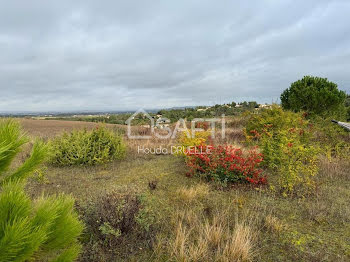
[0,0,349,112]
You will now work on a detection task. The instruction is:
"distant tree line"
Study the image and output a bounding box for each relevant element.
[45,101,261,125]
[46,76,350,126]
[157,101,259,122]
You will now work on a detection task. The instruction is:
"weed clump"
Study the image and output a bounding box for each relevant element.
[80,189,157,260]
[49,126,126,166]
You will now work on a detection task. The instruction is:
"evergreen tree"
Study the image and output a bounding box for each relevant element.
[0,119,83,262]
[281,76,347,119]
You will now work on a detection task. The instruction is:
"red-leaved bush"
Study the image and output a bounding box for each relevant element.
[185,145,266,185]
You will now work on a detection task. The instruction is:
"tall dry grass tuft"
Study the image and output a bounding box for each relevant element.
[171,221,190,261]
[318,155,350,180]
[264,215,285,234]
[167,213,256,262]
[176,184,210,205]
[203,217,224,248]
[157,187,258,262]
[220,223,255,262]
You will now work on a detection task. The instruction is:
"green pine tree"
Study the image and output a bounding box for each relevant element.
[0,119,83,262]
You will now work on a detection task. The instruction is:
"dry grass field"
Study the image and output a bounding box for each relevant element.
[15,118,350,261]
[19,118,126,138]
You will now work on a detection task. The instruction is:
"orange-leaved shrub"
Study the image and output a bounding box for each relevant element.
[185,145,266,185]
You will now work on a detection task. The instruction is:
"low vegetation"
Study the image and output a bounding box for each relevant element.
[3,75,349,261]
[79,189,157,261]
[245,107,320,196]
[158,207,257,262]
[49,126,126,166]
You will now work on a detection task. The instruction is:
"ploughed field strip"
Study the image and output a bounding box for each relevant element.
[19,118,126,137]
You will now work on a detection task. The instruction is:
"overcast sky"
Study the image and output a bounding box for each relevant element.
[0,0,350,112]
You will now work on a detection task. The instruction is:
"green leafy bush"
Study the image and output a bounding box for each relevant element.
[245,107,320,196]
[281,76,347,119]
[49,126,126,166]
[0,119,83,262]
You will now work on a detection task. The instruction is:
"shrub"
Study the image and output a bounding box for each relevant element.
[176,130,211,156]
[0,119,83,262]
[185,145,266,185]
[276,141,319,196]
[88,191,141,248]
[82,189,156,252]
[245,106,311,142]
[49,126,126,166]
[245,106,313,168]
[245,107,319,196]
[280,76,347,119]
